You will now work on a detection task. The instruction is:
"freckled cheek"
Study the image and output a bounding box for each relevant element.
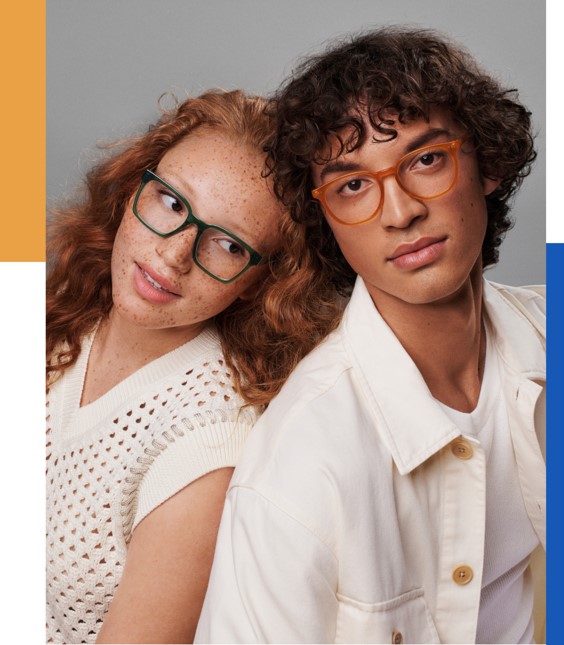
[185,284,234,317]
[113,215,149,261]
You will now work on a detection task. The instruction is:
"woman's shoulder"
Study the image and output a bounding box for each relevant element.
[122,331,261,540]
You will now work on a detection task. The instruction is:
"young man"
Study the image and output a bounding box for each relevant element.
[195,28,545,644]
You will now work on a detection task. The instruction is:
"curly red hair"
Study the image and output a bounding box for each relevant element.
[47,89,343,405]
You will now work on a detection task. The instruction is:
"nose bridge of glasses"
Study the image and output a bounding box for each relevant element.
[377,165,401,189]
[378,163,428,225]
[168,206,212,238]
[153,226,197,274]
[162,219,200,259]
[377,163,412,201]
[378,165,398,181]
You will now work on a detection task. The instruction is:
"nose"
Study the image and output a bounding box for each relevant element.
[155,225,198,273]
[378,175,428,229]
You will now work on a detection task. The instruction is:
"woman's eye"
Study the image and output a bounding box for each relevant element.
[159,191,184,213]
[216,238,246,256]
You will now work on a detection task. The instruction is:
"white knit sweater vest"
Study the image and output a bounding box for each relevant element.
[46,325,259,644]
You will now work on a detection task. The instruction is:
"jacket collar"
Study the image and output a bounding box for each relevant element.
[342,277,545,475]
[481,280,545,379]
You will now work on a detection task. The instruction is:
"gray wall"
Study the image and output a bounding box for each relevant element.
[47,0,545,285]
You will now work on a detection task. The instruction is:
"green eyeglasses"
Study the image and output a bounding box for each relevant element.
[133,170,265,283]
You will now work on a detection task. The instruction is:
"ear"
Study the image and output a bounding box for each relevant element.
[481,174,501,196]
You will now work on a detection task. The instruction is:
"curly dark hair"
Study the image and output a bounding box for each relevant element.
[266,26,537,291]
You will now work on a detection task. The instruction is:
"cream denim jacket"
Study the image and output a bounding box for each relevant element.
[196,278,546,644]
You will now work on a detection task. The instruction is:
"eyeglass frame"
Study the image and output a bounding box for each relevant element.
[311,137,467,226]
[132,169,265,284]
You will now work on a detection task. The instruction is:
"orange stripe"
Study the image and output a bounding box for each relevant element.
[1,1,45,261]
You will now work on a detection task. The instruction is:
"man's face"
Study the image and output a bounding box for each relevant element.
[311,109,500,308]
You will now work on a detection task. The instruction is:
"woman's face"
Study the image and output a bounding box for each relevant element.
[111,127,283,339]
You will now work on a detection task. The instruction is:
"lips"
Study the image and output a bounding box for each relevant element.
[137,263,179,294]
[388,237,447,260]
[133,262,181,303]
[387,237,447,270]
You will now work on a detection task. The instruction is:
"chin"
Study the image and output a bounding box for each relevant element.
[112,297,157,327]
[419,279,477,306]
[386,274,465,306]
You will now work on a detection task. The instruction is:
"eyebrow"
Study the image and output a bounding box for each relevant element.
[404,128,455,153]
[156,171,193,201]
[317,127,456,184]
[318,161,364,183]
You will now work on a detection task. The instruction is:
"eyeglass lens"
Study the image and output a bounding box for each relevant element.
[136,180,252,280]
[323,144,457,224]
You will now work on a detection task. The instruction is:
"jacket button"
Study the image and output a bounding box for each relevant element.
[392,631,403,644]
[451,439,473,460]
[452,565,474,585]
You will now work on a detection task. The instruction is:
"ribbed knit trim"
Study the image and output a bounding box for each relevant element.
[60,325,222,442]
[121,406,257,541]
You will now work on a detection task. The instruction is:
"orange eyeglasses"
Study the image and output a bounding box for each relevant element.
[311,138,467,226]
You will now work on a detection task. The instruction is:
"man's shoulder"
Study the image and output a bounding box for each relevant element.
[269,325,353,412]
[230,327,374,485]
[484,281,546,374]
[228,335,386,548]
[485,280,546,334]
[488,280,545,302]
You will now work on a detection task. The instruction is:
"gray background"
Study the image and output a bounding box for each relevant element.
[47,0,546,285]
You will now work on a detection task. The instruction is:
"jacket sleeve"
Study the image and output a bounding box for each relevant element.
[195,485,339,643]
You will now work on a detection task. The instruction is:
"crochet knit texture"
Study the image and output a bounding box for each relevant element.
[46,326,259,644]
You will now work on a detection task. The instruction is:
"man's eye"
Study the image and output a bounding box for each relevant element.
[411,150,447,170]
[419,153,437,166]
[344,179,363,192]
[335,177,371,196]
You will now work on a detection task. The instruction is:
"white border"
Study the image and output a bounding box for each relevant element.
[2,263,45,643]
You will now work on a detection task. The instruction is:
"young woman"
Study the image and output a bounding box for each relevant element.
[46,90,341,644]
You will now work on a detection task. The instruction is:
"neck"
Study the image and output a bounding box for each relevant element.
[368,267,486,412]
[99,308,206,366]
[80,308,206,406]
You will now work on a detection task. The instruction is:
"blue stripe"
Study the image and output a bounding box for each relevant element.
[547,243,563,643]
